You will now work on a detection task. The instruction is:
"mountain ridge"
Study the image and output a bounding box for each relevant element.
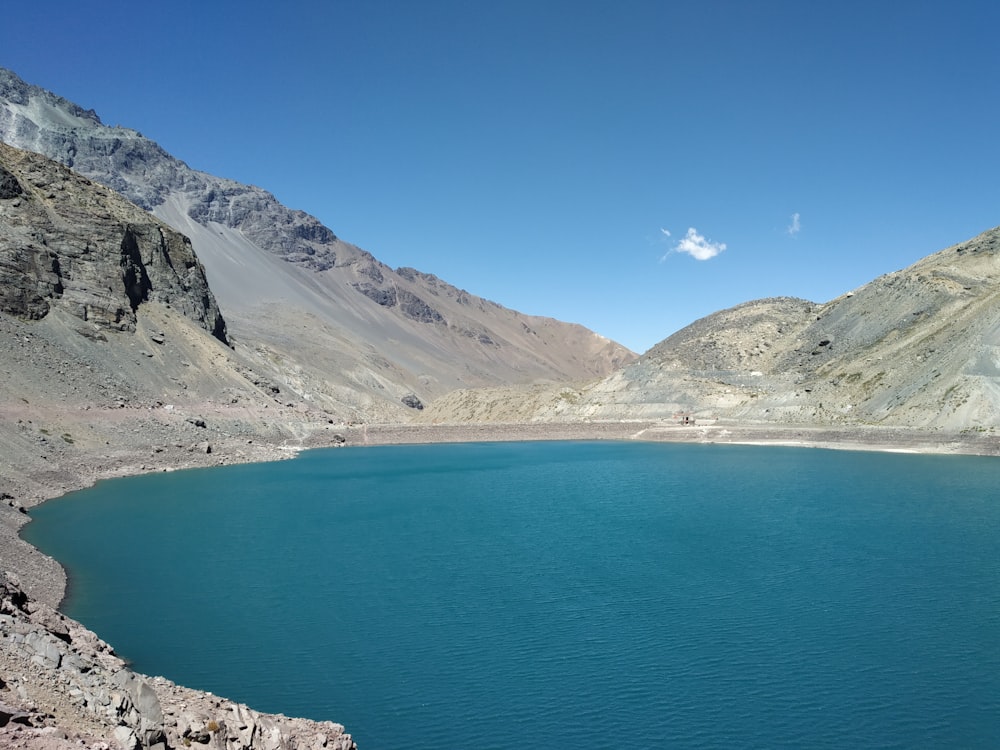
[0,66,635,422]
[420,225,1000,432]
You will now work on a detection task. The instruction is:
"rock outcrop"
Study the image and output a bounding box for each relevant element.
[0,572,356,750]
[0,67,339,273]
[0,66,636,423]
[0,142,226,343]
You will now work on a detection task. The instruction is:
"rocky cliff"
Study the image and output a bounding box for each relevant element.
[0,67,636,422]
[0,142,226,342]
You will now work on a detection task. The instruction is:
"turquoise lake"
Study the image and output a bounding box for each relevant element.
[23,441,1000,748]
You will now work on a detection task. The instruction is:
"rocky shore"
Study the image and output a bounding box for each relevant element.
[3,415,998,750]
[0,571,356,750]
[0,418,360,750]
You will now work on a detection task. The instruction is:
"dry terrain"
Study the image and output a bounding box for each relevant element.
[420,226,1000,440]
[0,66,636,427]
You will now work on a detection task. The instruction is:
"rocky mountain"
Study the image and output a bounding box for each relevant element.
[422,225,1000,433]
[0,67,635,422]
[0,142,226,341]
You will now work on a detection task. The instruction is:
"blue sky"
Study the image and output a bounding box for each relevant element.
[3,1,999,353]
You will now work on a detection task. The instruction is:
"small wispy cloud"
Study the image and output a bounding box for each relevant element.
[663,227,726,261]
[787,212,801,236]
[660,228,671,238]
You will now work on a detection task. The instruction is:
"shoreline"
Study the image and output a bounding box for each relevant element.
[8,417,1000,630]
[341,419,1000,456]
[3,418,998,749]
[12,419,1000,605]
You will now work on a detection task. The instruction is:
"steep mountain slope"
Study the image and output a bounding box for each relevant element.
[0,142,342,497]
[423,226,1000,432]
[0,67,635,420]
[0,141,225,340]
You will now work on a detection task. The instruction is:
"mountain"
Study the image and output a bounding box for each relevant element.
[0,67,635,422]
[422,225,1000,433]
[0,141,226,341]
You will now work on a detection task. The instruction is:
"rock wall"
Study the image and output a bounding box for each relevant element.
[0,141,227,343]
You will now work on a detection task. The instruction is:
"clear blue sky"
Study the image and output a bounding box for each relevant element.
[4,1,999,353]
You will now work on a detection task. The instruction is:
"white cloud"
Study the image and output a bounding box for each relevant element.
[660,227,671,238]
[787,212,801,236]
[674,227,726,261]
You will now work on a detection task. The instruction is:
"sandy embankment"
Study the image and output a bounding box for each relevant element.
[343,418,1000,456]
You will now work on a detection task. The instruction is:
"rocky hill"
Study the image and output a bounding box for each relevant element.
[0,67,635,423]
[0,142,225,341]
[422,225,1000,433]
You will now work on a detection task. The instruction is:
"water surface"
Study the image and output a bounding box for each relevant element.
[24,441,1000,748]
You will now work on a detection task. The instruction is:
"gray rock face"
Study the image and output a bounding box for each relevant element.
[0,141,227,342]
[0,164,21,199]
[401,394,424,410]
[352,282,444,324]
[0,67,343,273]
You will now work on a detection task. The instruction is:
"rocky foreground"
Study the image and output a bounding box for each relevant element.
[0,570,356,750]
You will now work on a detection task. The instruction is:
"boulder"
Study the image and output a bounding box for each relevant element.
[401,394,424,410]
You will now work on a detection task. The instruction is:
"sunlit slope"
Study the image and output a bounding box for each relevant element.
[0,67,635,419]
[424,226,1000,431]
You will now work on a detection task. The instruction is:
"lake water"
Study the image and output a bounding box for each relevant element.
[23,441,1000,749]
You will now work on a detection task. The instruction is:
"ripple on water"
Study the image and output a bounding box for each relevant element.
[23,442,1000,749]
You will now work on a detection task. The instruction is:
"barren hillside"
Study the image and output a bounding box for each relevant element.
[0,67,635,423]
[422,226,1000,433]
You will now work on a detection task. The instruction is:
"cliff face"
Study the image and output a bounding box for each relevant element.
[0,142,226,342]
[0,67,636,422]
